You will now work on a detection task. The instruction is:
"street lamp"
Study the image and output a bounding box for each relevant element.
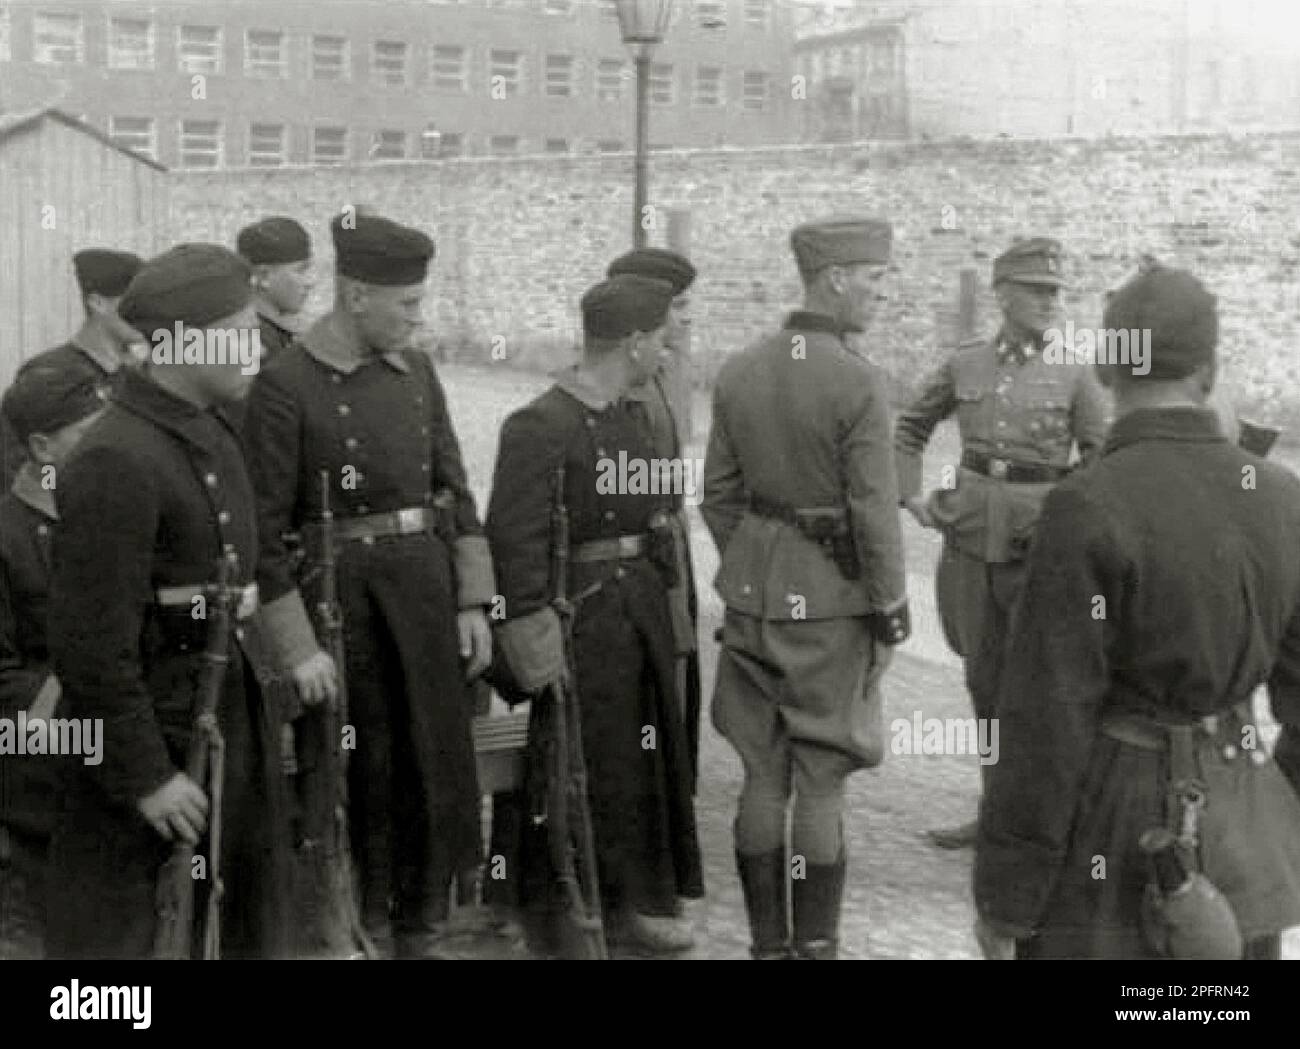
[615,0,675,249]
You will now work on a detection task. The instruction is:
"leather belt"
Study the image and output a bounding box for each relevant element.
[961,449,1066,484]
[570,534,648,562]
[156,582,259,621]
[319,506,440,544]
[748,493,845,526]
[1100,701,1265,764]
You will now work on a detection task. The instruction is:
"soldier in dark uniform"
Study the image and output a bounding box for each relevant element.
[894,238,1109,849]
[1,249,144,488]
[487,274,704,955]
[607,247,703,790]
[975,264,1300,960]
[703,218,910,960]
[0,366,104,959]
[244,211,494,959]
[236,216,315,368]
[44,244,291,959]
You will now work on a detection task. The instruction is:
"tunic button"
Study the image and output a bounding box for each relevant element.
[36,524,50,537]
[331,374,343,384]
[362,535,375,546]
[415,396,423,405]
[338,404,351,416]
[357,503,369,514]
[218,510,231,525]
[586,417,596,429]
[234,626,245,642]
[596,448,608,458]
[421,463,430,472]
[741,584,752,595]
[1250,749,1268,766]
[1223,744,1238,760]
[204,473,218,487]
[603,510,615,520]
[420,426,430,437]
[345,437,358,450]
[615,567,626,580]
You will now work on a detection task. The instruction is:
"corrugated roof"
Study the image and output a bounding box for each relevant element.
[0,107,168,172]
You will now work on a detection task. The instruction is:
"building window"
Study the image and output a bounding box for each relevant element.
[599,0,619,19]
[108,17,154,70]
[179,120,223,169]
[545,54,574,98]
[742,70,768,110]
[246,29,286,78]
[649,63,674,105]
[596,58,626,101]
[695,0,727,29]
[431,45,467,91]
[544,0,573,13]
[744,0,770,26]
[596,140,623,152]
[489,135,520,154]
[178,25,222,74]
[373,40,408,86]
[312,35,350,80]
[694,66,724,106]
[33,12,84,64]
[439,132,465,157]
[545,137,568,153]
[489,50,523,97]
[868,39,896,78]
[0,6,10,62]
[109,116,156,161]
[313,126,348,165]
[248,123,286,166]
[371,129,407,160]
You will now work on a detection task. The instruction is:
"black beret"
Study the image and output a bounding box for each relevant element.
[73,249,143,297]
[118,244,253,335]
[3,363,105,445]
[330,211,434,286]
[790,217,891,276]
[1102,264,1217,380]
[237,216,311,266]
[607,247,696,295]
[581,275,675,340]
[993,237,1066,287]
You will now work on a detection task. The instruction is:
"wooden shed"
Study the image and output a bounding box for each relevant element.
[0,107,169,388]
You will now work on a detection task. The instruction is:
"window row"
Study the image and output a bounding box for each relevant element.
[106,118,731,168]
[429,0,775,29]
[14,7,773,74]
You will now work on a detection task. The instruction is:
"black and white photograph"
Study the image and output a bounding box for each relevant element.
[1,0,1298,1025]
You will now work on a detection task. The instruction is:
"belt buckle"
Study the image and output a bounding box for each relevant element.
[619,535,640,557]
[397,507,424,534]
[988,457,1009,480]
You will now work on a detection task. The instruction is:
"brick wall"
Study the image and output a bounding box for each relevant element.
[169,131,1300,423]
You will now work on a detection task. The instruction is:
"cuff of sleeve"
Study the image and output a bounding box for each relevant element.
[260,590,321,673]
[867,599,910,645]
[895,451,923,504]
[973,831,1060,934]
[496,607,565,692]
[454,535,496,609]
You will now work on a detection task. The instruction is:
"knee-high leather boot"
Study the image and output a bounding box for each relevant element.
[792,851,846,959]
[736,849,791,959]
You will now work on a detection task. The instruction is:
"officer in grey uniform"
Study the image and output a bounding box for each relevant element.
[894,238,1109,849]
[703,217,910,960]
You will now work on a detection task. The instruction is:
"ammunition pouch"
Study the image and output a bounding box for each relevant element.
[647,510,680,590]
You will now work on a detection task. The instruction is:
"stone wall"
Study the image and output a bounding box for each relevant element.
[169,132,1300,423]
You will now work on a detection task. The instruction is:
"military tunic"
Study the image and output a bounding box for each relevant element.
[0,467,61,958]
[703,311,908,781]
[624,372,703,792]
[44,370,291,959]
[254,305,298,370]
[975,407,1300,958]
[894,332,1109,719]
[244,312,494,943]
[485,370,704,932]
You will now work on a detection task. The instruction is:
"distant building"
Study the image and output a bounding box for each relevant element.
[794,0,1300,141]
[0,0,799,167]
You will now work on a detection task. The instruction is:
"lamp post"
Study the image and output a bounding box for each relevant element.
[615,0,675,249]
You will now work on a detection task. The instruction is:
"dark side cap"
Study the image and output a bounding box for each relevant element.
[581,275,676,340]
[237,216,311,266]
[607,247,696,295]
[330,211,434,286]
[1102,263,1217,380]
[73,249,143,298]
[790,217,891,277]
[117,243,253,334]
[993,237,1066,287]
[3,363,105,444]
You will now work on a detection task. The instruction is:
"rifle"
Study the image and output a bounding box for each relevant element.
[298,470,377,959]
[543,462,608,960]
[153,547,239,960]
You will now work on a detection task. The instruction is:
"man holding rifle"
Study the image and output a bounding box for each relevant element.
[486,274,704,956]
[45,244,291,959]
[244,210,494,959]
